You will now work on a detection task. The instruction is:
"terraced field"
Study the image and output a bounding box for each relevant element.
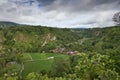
[22,53,69,76]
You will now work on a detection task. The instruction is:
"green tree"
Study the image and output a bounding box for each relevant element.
[70,53,120,80]
[51,57,71,77]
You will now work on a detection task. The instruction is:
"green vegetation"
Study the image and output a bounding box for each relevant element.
[23,52,120,80]
[23,59,53,77]
[22,53,69,77]
[0,22,120,80]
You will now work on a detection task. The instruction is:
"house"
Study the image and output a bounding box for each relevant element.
[48,57,54,59]
[67,51,79,55]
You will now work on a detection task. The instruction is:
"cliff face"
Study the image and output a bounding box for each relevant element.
[42,34,56,47]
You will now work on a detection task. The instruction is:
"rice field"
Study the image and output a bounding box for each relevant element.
[22,53,69,76]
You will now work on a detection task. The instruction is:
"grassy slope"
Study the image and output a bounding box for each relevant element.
[22,53,69,76]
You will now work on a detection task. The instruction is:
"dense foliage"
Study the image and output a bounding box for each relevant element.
[0,22,120,80]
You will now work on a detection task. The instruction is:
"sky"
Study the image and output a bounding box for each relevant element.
[0,0,120,28]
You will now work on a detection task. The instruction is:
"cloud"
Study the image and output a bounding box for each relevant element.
[0,0,120,28]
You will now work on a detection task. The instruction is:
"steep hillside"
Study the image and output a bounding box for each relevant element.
[62,26,120,53]
[0,25,120,54]
[0,26,81,53]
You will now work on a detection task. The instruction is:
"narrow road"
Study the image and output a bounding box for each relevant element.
[19,63,24,80]
[24,55,66,62]
[28,54,33,60]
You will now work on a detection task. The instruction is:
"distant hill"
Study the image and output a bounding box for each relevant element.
[0,24,119,54]
[0,21,29,28]
[0,21,19,28]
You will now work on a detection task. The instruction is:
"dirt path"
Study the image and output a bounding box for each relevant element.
[24,55,65,62]
[28,53,33,60]
[19,63,24,80]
